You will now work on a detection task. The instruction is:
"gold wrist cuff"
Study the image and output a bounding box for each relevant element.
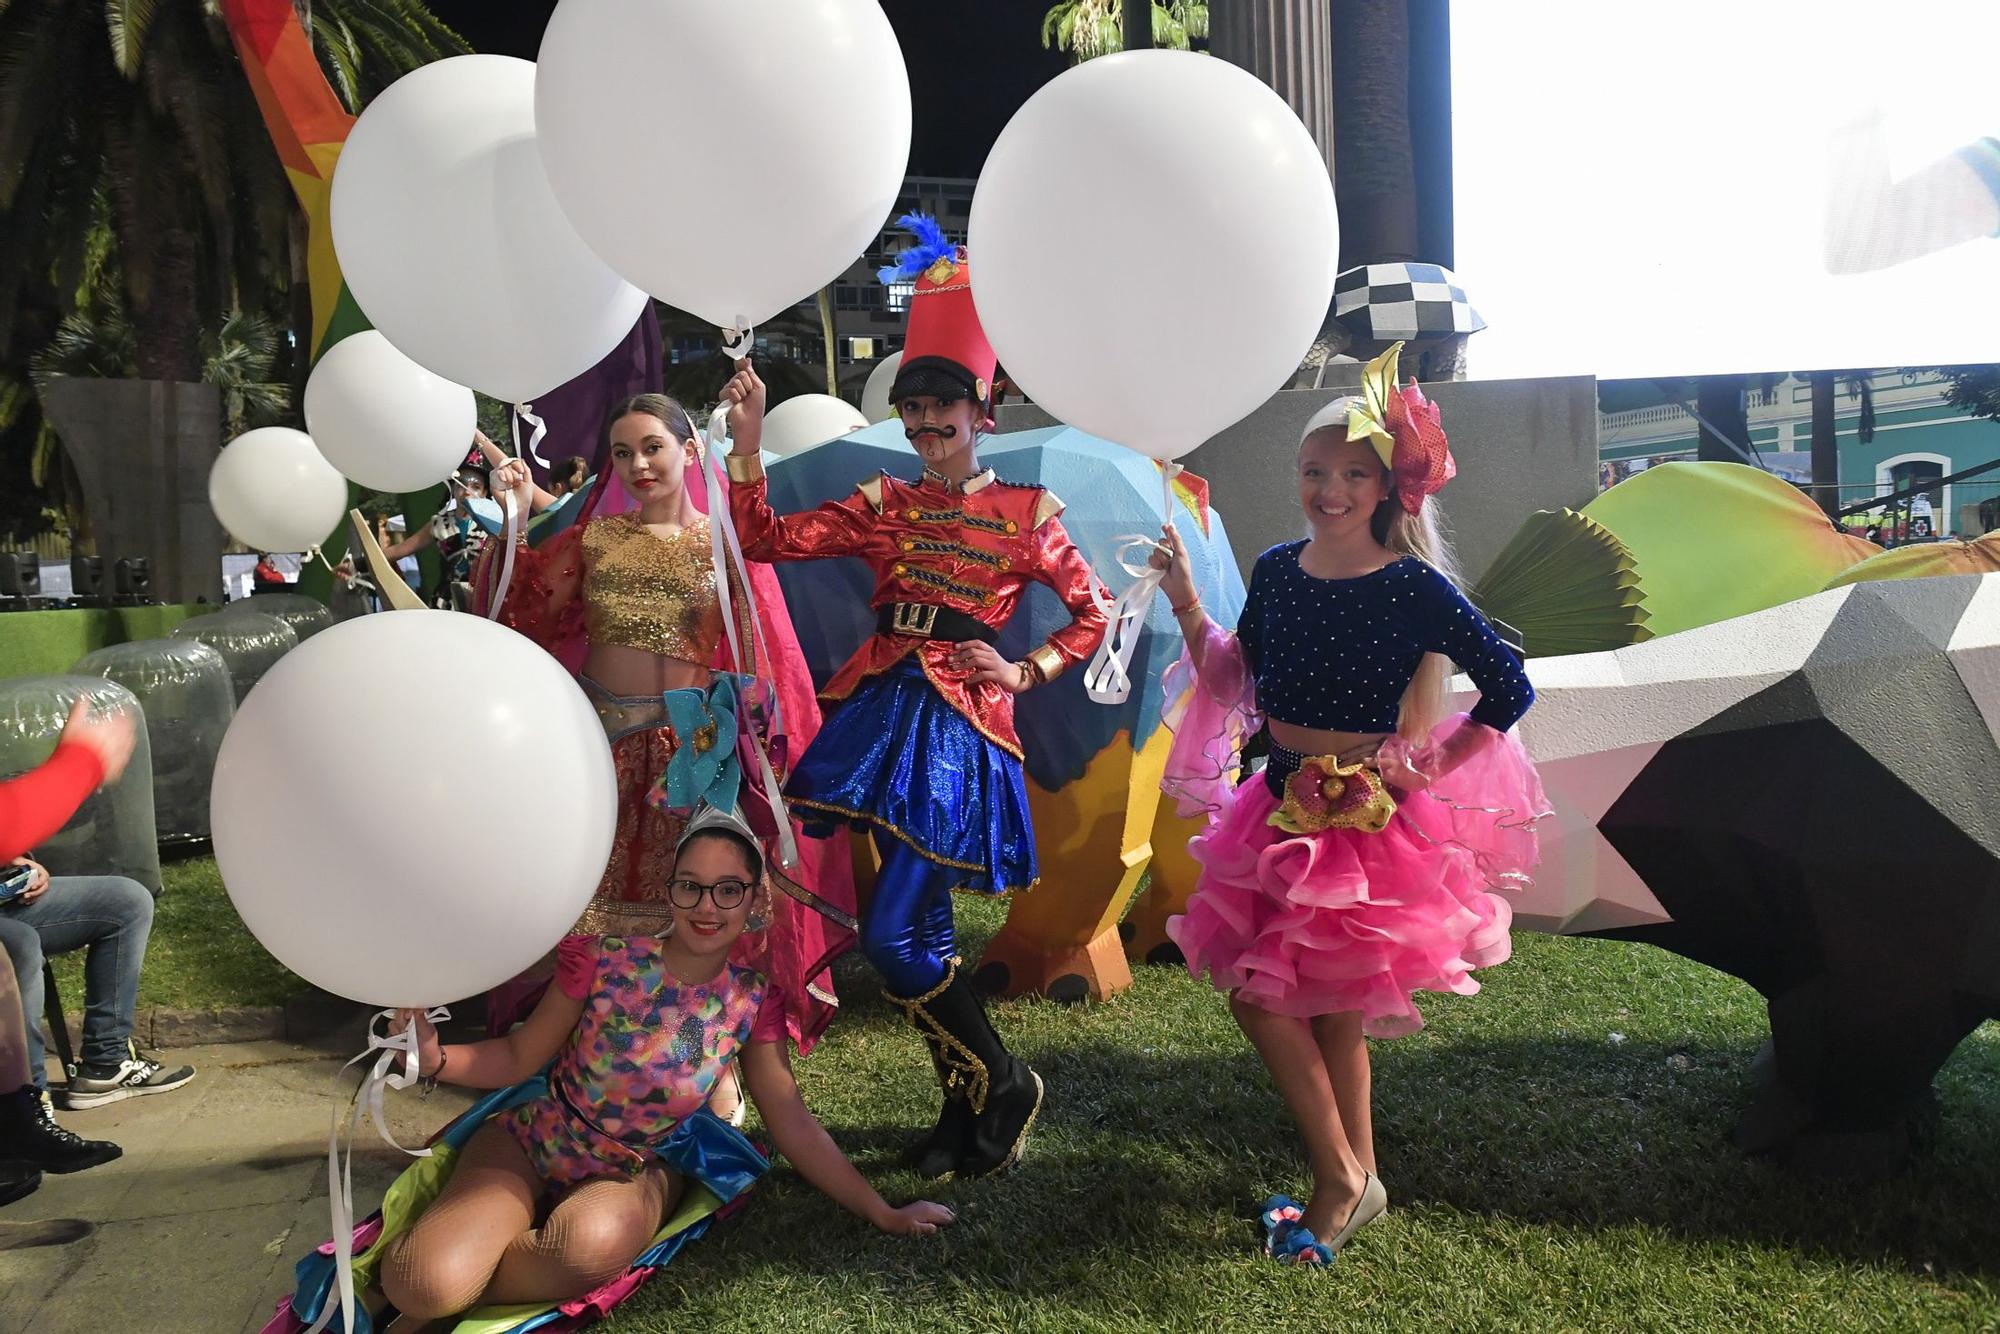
[1025,644,1066,684]
[724,452,765,485]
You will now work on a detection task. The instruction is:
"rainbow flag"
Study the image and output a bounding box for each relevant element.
[222,0,369,362]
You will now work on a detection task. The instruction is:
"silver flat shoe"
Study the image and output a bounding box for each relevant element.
[1327,1172,1388,1253]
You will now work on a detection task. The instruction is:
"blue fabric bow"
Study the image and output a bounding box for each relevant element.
[652,675,747,813]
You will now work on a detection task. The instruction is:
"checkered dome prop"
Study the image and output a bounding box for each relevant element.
[1332,262,1485,341]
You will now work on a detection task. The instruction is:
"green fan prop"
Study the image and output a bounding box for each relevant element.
[1473,508,1651,657]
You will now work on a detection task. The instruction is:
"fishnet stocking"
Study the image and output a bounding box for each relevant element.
[379,1122,678,1321]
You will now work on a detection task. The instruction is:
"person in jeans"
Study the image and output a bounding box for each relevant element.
[0,700,131,1205]
[0,697,194,1112]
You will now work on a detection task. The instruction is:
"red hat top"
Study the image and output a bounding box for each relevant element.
[879,213,997,409]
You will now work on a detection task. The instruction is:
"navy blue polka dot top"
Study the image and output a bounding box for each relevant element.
[1238,542,1534,734]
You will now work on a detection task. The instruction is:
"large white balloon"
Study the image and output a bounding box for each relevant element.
[330,55,648,404]
[304,331,476,493]
[762,394,868,457]
[969,51,1339,460]
[535,0,911,330]
[860,352,904,423]
[208,428,350,553]
[211,612,616,1008]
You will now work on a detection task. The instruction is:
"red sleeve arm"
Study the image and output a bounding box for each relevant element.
[553,934,600,1001]
[497,525,586,651]
[749,980,789,1044]
[728,476,876,563]
[1024,514,1110,679]
[0,744,104,863]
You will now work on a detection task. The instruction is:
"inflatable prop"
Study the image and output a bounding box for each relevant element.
[222,592,334,644]
[173,612,299,705]
[0,677,160,894]
[72,640,235,846]
[1825,530,2000,588]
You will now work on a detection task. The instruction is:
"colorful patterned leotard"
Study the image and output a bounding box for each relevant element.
[504,935,785,1186]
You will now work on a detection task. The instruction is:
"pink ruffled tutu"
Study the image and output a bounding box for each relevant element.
[1166,716,1546,1038]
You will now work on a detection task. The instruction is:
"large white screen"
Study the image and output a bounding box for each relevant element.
[1452,1,2000,380]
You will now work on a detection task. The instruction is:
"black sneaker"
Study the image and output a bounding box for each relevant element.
[60,1042,195,1110]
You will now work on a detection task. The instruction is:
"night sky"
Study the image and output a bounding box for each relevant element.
[424,1,1069,178]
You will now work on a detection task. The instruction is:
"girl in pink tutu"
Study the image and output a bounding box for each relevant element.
[1150,342,1545,1266]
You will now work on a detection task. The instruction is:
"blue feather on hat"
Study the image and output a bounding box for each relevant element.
[876,213,956,286]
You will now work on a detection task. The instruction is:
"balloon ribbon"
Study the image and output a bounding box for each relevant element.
[1084,464,1180,705]
[301,1008,447,1334]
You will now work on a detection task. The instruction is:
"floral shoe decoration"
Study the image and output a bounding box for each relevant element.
[1269,754,1398,836]
[1260,1194,1306,1238]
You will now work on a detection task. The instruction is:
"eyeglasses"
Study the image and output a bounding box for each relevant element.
[665,877,754,910]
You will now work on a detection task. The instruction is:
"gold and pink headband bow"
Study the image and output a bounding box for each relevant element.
[1345,342,1456,516]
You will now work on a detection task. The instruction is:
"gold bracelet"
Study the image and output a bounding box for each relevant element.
[724,452,765,485]
[1024,643,1066,684]
[1171,597,1203,618]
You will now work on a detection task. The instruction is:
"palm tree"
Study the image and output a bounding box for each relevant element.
[1041,1,1208,62]
[0,0,465,382]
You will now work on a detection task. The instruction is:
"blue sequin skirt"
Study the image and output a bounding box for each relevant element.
[790,659,1037,894]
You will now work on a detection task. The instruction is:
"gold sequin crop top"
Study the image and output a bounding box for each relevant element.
[580,514,724,663]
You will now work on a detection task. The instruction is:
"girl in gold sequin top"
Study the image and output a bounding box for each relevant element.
[490,393,852,1059]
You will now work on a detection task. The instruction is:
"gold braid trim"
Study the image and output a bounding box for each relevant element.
[786,797,989,872]
[724,452,765,484]
[897,536,1009,569]
[883,958,991,1115]
[901,506,1019,537]
[893,563,994,604]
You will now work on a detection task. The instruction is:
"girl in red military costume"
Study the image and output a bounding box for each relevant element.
[723,216,1108,1180]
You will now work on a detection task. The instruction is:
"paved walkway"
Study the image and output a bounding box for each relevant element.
[0,1026,476,1333]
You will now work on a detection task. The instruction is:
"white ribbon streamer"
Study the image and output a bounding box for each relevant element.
[485,490,520,623]
[1083,464,1181,706]
[694,399,799,872]
[303,1007,448,1334]
[718,318,755,362]
[512,401,550,469]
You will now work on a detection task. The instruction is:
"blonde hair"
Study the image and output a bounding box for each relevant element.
[1300,406,1463,741]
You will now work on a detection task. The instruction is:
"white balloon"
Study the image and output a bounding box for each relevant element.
[969,51,1339,460]
[211,612,616,1008]
[535,0,911,330]
[860,352,904,423]
[762,394,868,457]
[331,55,649,404]
[304,331,477,493]
[208,427,350,553]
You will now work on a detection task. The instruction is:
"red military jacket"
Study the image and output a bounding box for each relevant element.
[731,466,1109,757]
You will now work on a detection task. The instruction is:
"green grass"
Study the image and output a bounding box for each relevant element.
[40,861,2000,1327]
[47,854,307,1012]
[611,898,2000,1333]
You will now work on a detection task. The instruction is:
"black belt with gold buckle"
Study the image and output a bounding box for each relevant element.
[877,602,998,644]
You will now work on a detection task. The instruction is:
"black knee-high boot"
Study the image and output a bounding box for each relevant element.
[885,958,1043,1179]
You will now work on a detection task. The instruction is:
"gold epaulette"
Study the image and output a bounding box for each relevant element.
[1033,489,1066,529]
